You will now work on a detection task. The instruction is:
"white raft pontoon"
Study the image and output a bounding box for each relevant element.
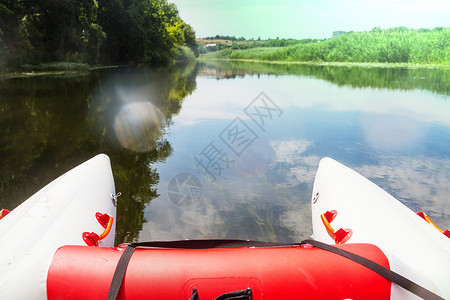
[311,157,450,299]
[1,155,449,299]
[0,154,117,299]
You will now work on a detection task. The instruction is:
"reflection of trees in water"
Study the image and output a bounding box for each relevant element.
[199,60,450,96]
[0,62,198,244]
[2,60,447,244]
[108,140,172,243]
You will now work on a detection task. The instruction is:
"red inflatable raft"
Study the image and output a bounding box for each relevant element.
[47,240,391,300]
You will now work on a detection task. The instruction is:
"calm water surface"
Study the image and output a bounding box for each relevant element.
[1,61,449,243]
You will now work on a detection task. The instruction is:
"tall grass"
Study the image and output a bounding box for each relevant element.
[205,27,450,65]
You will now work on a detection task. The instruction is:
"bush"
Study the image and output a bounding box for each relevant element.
[175,46,196,63]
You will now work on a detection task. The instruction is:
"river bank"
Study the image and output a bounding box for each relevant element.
[0,46,197,80]
[199,56,450,70]
[3,57,448,81]
[0,64,122,79]
[201,27,450,66]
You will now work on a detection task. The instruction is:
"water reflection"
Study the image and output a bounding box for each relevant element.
[199,60,450,96]
[362,115,424,152]
[0,63,198,243]
[114,101,164,152]
[1,60,449,245]
[142,61,450,242]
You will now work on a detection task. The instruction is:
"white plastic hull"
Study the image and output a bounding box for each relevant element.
[0,154,117,299]
[311,157,450,299]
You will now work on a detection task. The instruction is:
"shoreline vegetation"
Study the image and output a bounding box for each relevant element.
[2,8,450,78]
[201,27,450,67]
[0,0,197,74]
[199,57,450,70]
[0,44,197,79]
[0,63,122,79]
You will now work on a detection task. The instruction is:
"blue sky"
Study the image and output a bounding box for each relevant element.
[171,0,450,39]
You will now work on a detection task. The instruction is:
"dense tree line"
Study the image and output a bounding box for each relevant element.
[206,27,450,65]
[230,38,323,50]
[0,0,196,72]
[204,35,246,41]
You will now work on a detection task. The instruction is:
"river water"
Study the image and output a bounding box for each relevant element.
[1,60,449,243]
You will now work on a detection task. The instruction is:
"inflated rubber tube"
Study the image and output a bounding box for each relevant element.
[47,243,391,300]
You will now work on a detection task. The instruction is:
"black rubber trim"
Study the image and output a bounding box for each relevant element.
[188,288,252,300]
[214,288,252,300]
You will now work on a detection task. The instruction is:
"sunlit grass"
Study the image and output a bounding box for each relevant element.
[204,27,450,65]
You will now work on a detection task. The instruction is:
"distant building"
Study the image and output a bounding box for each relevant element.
[205,43,218,52]
[333,31,347,38]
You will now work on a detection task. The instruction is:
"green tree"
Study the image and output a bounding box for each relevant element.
[0,0,31,70]
[1,0,196,71]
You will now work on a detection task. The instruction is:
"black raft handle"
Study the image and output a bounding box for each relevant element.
[189,288,252,300]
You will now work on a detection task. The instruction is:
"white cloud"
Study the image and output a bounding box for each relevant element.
[269,139,321,185]
[270,139,313,165]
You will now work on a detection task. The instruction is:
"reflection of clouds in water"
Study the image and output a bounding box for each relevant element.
[172,77,450,128]
[269,138,449,228]
[174,108,243,126]
[142,173,310,242]
[141,139,321,242]
[355,156,450,227]
[269,139,321,185]
[362,115,423,152]
[270,139,313,165]
[278,202,312,241]
[142,139,320,241]
[142,191,228,241]
[143,175,294,241]
[142,138,449,241]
